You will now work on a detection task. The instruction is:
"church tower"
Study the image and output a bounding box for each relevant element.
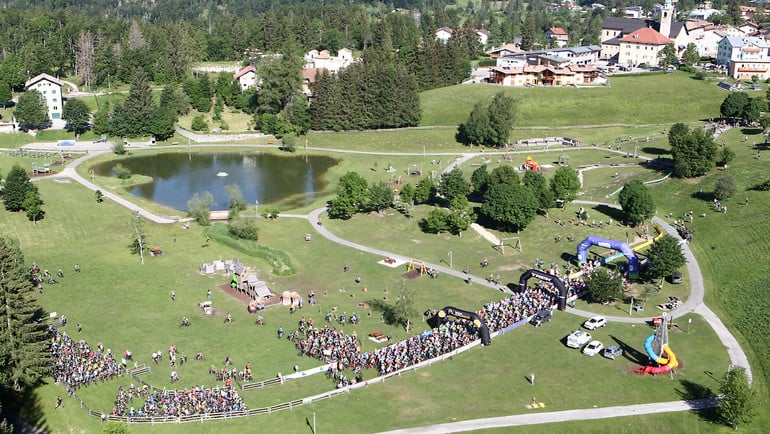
[659,0,674,39]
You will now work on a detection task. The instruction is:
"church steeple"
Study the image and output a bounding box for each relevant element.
[660,0,674,39]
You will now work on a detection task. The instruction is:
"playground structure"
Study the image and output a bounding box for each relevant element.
[636,314,679,375]
[427,306,491,345]
[576,236,640,279]
[405,259,429,276]
[522,156,540,172]
[519,269,568,311]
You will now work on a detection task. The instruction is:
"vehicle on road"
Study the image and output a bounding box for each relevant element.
[567,330,592,348]
[603,345,623,360]
[530,309,552,327]
[670,272,683,284]
[583,340,604,357]
[583,316,607,330]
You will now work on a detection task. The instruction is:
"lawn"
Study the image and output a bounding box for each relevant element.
[420,73,724,127]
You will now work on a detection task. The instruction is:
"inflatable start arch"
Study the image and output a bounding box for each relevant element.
[429,306,491,345]
[576,236,640,279]
[518,269,567,311]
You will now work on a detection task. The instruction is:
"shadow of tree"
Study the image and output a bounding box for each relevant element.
[676,379,720,423]
[2,384,49,434]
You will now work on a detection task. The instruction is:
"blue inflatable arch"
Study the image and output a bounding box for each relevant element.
[576,236,640,279]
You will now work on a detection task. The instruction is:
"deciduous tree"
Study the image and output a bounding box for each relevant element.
[187,192,215,226]
[62,99,92,139]
[718,366,756,430]
[584,268,624,303]
[549,166,581,202]
[14,90,49,131]
[481,182,538,231]
[645,235,686,281]
[714,175,737,200]
[4,164,37,212]
[618,180,655,225]
[669,123,717,178]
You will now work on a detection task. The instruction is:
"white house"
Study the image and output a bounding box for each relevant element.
[435,27,453,43]
[24,73,63,121]
[624,6,644,18]
[233,65,258,90]
[717,35,770,80]
[475,29,491,45]
[304,48,357,73]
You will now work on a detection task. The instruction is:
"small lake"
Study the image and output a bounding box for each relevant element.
[91,152,339,211]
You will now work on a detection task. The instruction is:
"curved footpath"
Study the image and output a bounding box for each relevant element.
[27,142,750,431]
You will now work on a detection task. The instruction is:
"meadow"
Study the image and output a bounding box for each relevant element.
[0,72,768,433]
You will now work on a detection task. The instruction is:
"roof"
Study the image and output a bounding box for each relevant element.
[302,67,327,83]
[602,17,648,34]
[547,27,568,36]
[487,43,522,54]
[436,27,453,35]
[619,27,673,45]
[475,28,491,36]
[25,73,62,88]
[233,65,256,80]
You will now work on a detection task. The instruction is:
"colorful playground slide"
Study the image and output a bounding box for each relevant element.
[636,334,679,374]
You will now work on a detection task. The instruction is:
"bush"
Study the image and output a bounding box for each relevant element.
[112,142,126,155]
[477,58,496,67]
[694,70,706,80]
[113,163,132,179]
[191,115,209,132]
[281,133,297,153]
[228,217,260,241]
[714,175,737,200]
[220,120,229,130]
[207,223,295,275]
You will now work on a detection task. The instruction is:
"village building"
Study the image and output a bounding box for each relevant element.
[545,27,569,47]
[233,65,258,90]
[25,73,63,121]
[717,35,770,80]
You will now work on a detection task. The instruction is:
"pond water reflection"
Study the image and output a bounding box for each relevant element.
[91,152,339,211]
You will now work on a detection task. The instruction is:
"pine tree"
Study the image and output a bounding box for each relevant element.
[123,69,155,136]
[0,236,50,392]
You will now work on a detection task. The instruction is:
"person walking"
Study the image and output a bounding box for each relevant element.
[171,291,176,301]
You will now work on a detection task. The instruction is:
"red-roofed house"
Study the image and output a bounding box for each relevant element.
[233,65,257,90]
[545,27,569,47]
[618,27,673,67]
[486,43,522,58]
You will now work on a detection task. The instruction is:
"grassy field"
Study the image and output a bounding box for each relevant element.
[420,73,724,127]
[1,74,768,432]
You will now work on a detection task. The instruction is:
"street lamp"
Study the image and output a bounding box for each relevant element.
[255,200,259,217]
[448,251,453,268]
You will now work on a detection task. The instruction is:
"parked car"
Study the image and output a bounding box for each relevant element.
[582,340,604,357]
[603,345,623,360]
[566,330,592,348]
[530,309,552,326]
[670,272,683,284]
[583,315,607,330]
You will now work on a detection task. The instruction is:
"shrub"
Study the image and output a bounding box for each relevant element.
[714,175,737,200]
[228,217,260,241]
[694,70,706,80]
[112,142,126,155]
[281,133,297,153]
[113,163,132,179]
[191,115,209,132]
